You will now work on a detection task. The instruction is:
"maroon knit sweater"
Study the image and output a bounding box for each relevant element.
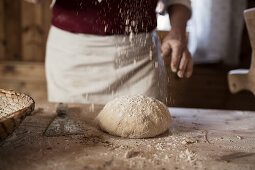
[52,0,158,35]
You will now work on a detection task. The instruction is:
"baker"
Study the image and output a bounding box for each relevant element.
[25,0,193,104]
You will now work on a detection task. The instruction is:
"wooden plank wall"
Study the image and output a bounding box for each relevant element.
[0,0,52,62]
[2,0,22,61]
[0,0,5,60]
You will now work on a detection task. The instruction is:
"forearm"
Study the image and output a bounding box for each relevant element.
[23,0,43,4]
[167,5,191,35]
[161,4,193,78]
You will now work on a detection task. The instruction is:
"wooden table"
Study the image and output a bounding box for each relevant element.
[1,103,255,170]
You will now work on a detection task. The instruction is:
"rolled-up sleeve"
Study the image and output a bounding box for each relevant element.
[165,0,191,10]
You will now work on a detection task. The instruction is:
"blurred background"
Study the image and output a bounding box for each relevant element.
[1,0,255,110]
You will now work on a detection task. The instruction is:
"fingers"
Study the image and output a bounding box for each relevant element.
[177,51,189,78]
[161,39,193,78]
[177,49,193,78]
[171,42,183,73]
[185,57,193,78]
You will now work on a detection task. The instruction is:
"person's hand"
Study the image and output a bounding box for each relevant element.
[161,29,193,78]
[23,0,43,4]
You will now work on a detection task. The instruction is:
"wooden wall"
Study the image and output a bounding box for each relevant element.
[0,0,52,62]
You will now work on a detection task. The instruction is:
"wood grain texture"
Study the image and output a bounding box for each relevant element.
[0,0,52,62]
[1,104,255,169]
[21,0,52,62]
[0,0,5,60]
[0,62,46,82]
[42,0,53,59]
[4,0,22,61]
[0,62,47,105]
[21,1,44,61]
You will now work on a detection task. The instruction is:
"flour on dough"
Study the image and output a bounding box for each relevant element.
[96,95,171,138]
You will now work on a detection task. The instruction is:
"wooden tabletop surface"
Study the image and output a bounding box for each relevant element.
[0,103,255,170]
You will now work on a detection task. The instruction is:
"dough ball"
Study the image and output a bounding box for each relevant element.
[96,95,171,138]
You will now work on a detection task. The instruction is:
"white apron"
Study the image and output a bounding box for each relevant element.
[46,26,167,104]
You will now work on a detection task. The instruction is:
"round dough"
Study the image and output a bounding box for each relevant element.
[96,95,171,138]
